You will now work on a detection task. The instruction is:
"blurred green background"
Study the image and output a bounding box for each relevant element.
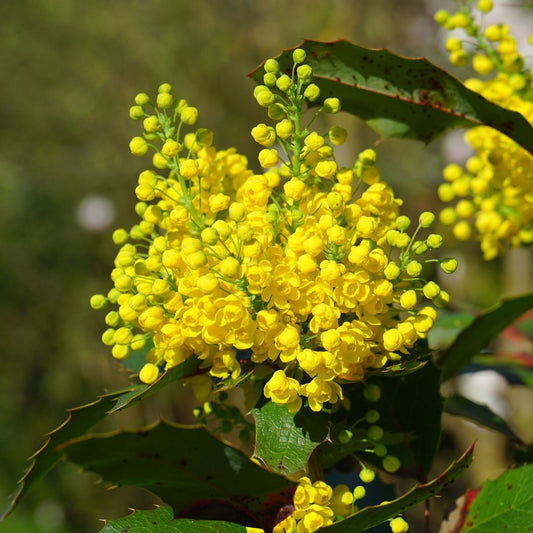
[1,1,530,532]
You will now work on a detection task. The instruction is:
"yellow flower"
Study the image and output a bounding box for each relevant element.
[264,370,301,412]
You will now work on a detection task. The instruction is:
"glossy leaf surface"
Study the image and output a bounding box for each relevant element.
[61,420,292,526]
[249,40,533,153]
[100,506,249,533]
[463,463,533,532]
[252,402,329,477]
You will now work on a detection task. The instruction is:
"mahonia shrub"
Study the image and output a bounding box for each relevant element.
[91,49,456,423]
[435,0,533,259]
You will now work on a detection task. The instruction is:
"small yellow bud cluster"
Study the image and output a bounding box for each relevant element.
[435,5,533,259]
[272,477,354,533]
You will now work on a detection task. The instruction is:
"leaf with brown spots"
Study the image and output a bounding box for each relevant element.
[249,40,533,154]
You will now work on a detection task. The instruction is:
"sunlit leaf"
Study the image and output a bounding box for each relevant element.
[462,463,533,532]
[100,506,249,533]
[61,420,293,528]
[249,40,533,153]
[252,403,329,477]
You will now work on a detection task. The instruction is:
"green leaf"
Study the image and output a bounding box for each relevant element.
[445,394,523,442]
[252,402,329,477]
[107,356,200,413]
[61,420,293,527]
[463,463,533,532]
[1,357,200,521]
[321,443,474,532]
[437,291,533,382]
[249,40,533,154]
[100,506,248,533]
[427,312,475,350]
[323,361,444,480]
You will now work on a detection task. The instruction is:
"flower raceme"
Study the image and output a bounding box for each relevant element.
[91,51,454,417]
[435,3,533,259]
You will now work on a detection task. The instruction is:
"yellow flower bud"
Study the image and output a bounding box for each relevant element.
[450,50,469,67]
[427,233,443,249]
[251,123,276,147]
[213,219,231,239]
[359,468,375,484]
[129,105,144,120]
[208,193,230,213]
[135,183,155,201]
[400,290,417,310]
[139,363,160,384]
[445,37,462,52]
[267,103,285,120]
[276,75,291,92]
[258,148,279,168]
[440,257,458,274]
[303,83,320,101]
[477,0,493,13]
[450,12,469,28]
[263,72,276,87]
[485,25,501,42]
[254,86,275,107]
[328,125,347,145]
[292,48,306,64]
[406,261,422,277]
[152,152,168,169]
[438,183,455,202]
[264,58,279,73]
[112,344,130,360]
[180,106,198,125]
[384,262,400,280]
[297,64,312,81]
[143,115,160,133]
[275,119,293,140]
[179,159,199,179]
[218,256,241,278]
[229,202,246,222]
[439,207,457,225]
[390,517,409,533]
[158,83,172,93]
[472,54,493,75]
[134,92,150,105]
[337,167,353,184]
[129,136,148,156]
[453,220,472,240]
[315,160,337,179]
[156,92,173,109]
[284,177,306,202]
[419,211,435,228]
[161,139,181,158]
[423,281,440,300]
[201,227,219,245]
[434,9,449,25]
[323,97,341,113]
[383,328,403,351]
[185,250,207,269]
[90,294,107,310]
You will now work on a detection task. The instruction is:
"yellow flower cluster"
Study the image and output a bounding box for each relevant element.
[91,49,454,413]
[273,477,353,533]
[435,2,533,259]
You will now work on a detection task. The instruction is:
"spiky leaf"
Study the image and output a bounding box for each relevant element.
[249,40,533,154]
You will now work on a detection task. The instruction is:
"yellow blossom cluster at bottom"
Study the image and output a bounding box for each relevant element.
[273,477,353,533]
